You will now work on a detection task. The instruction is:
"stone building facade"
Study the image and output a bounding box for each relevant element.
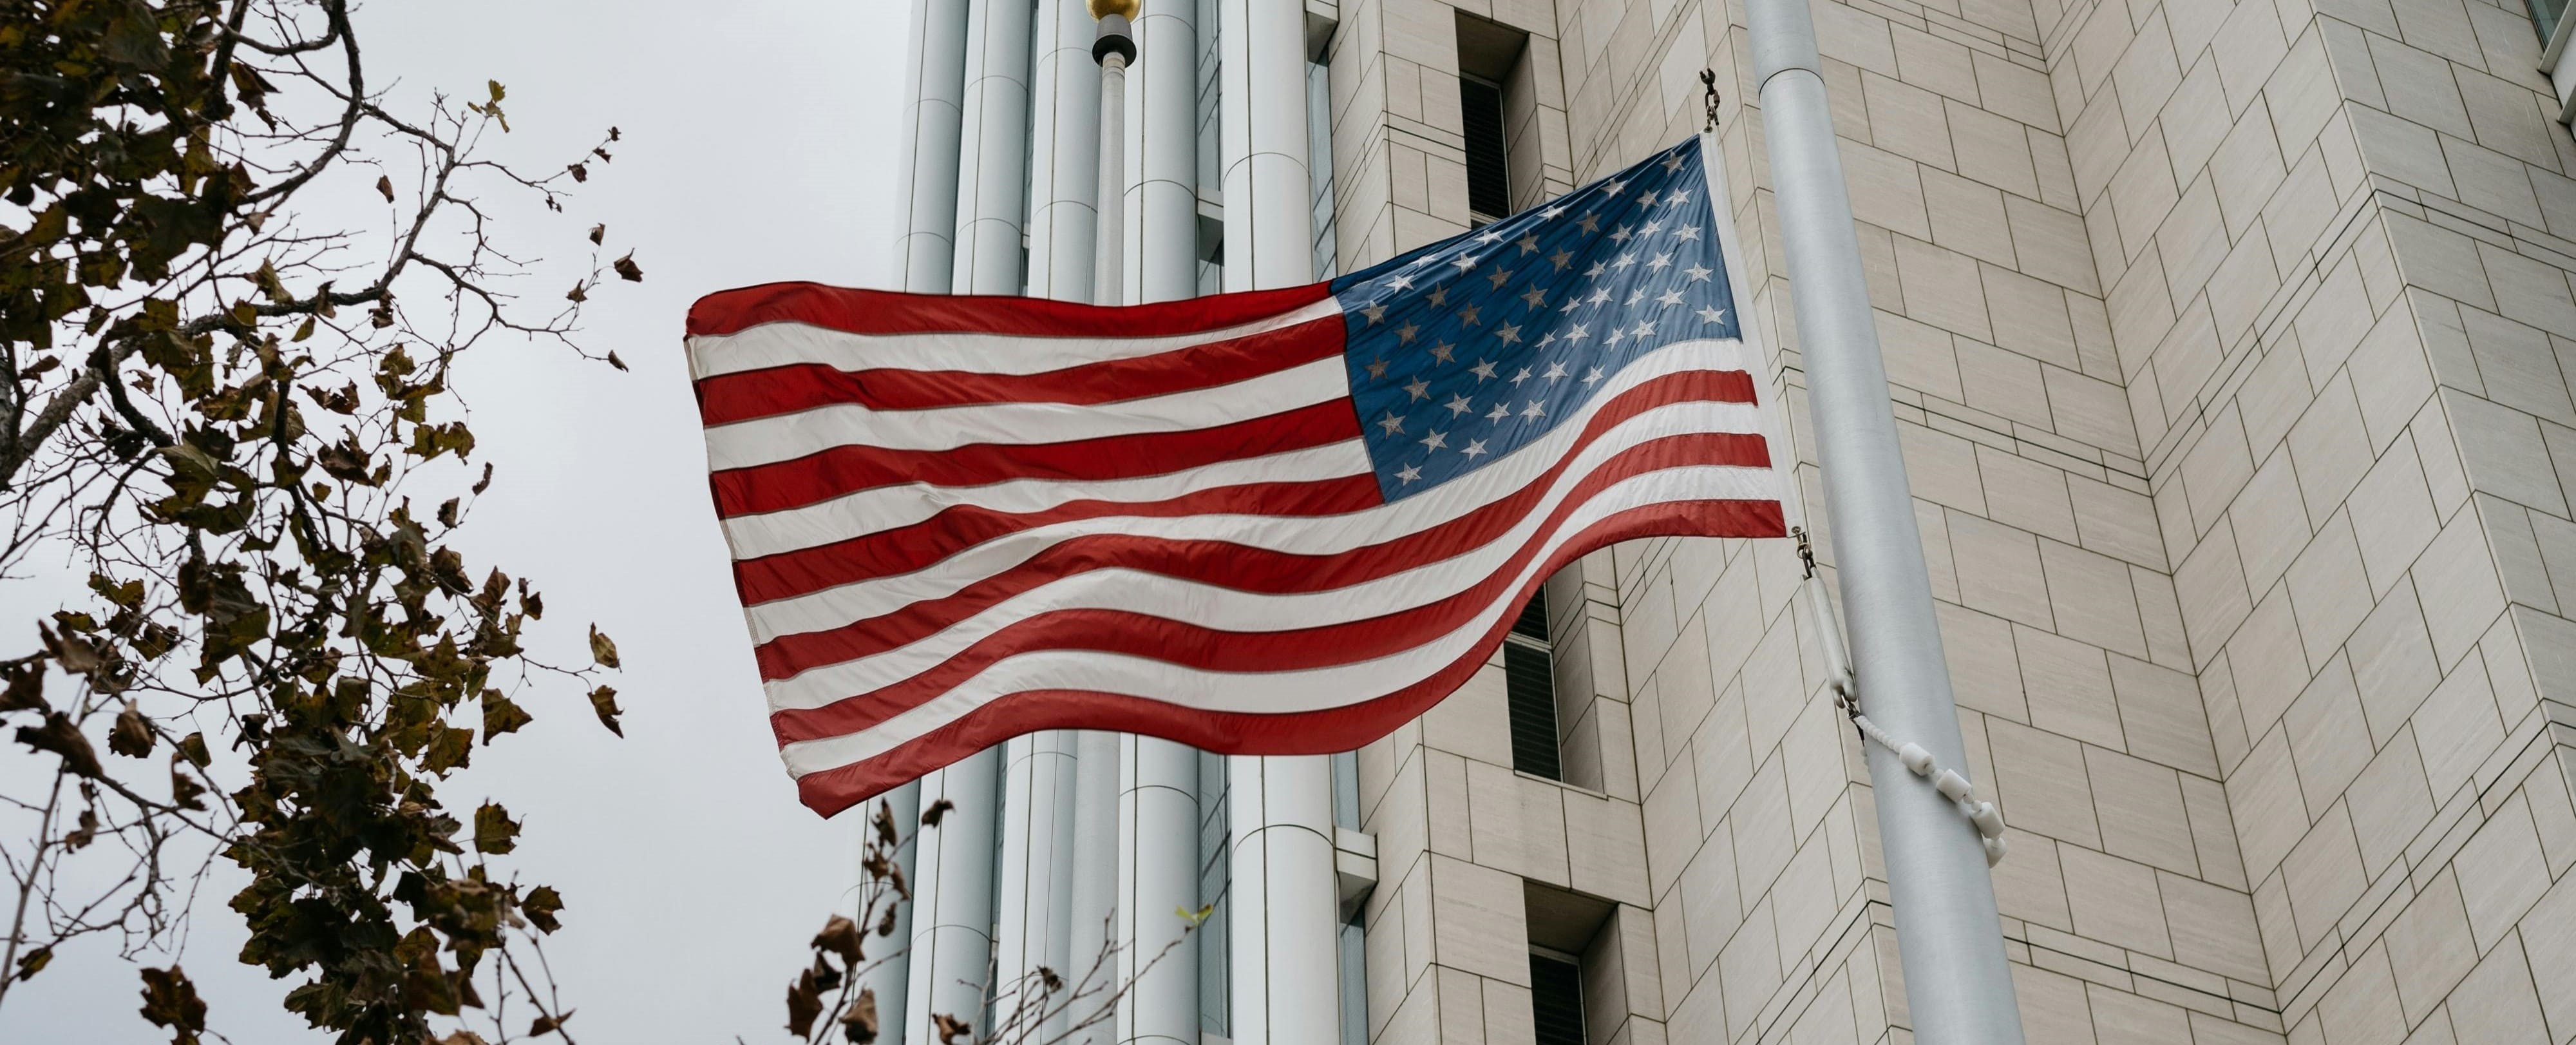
[1318,0,2576,1042]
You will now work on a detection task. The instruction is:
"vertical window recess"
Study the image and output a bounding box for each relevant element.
[1506,593,1559,780]
[1459,75,1511,224]
[1530,948,1588,1045]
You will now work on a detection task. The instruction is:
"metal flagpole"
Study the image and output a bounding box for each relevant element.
[1739,0,2027,1040]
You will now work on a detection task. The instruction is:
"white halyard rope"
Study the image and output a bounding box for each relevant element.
[1794,527,2009,867]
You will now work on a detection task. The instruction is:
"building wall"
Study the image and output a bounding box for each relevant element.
[1329,0,2576,1044]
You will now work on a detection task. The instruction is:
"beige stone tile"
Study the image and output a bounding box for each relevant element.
[2112,654,2219,778]
[1863,68,1957,171]
[2070,475,2166,570]
[2045,538,2153,659]
[2227,586,2312,736]
[2349,301,2434,455]
[2227,727,2310,881]
[2317,943,2407,1045]
[2458,307,2576,431]
[2061,843,2175,958]
[1881,307,1969,402]
[2287,375,2374,521]
[2287,517,2373,667]
[2088,981,2192,1045]
[2012,961,2098,1044]
[1954,101,2044,201]
[2209,0,2289,114]
[2231,452,2316,597]
[1565,789,1651,907]
[2088,746,2199,874]
[1430,748,1477,859]
[1902,419,1989,515]
[2160,61,2233,183]
[2414,508,2507,671]
[2175,523,2256,659]
[2183,409,2259,535]
[2017,623,2125,749]
[2446,935,2552,1045]
[2280,805,2367,950]
[1841,137,1933,242]
[1982,445,2081,543]
[1985,264,2081,370]
[2011,194,2106,296]
[1946,600,2032,722]
[2412,657,2503,803]
[2052,364,2146,459]
[1679,824,1741,979]
[2347,437,2443,599]
[2455,792,2550,954]
[1953,511,2056,628]
[2160,872,2270,984]
[2283,652,2373,808]
[1717,897,1780,1040]
[1993,716,2105,848]
[2108,131,2183,264]
[1926,166,2020,267]
[1641,748,1699,901]
[2345,729,2435,876]
[2445,389,2571,519]
[2519,872,2576,1037]
[2382,870,2477,1027]
[2157,177,2230,306]
[1730,758,1796,898]
[1897,234,1997,342]
[1996,830,2078,932]
[1432,854,1533,985]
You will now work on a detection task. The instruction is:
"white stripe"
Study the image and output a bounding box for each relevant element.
[703,355,1350,470]
[773,465,1763,774]
[723,439,1376,560]
[688,296,1346,378]
[758,452,1775,709]
[742,338,1756,640]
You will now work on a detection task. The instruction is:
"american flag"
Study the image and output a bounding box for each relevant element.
[687,137,1785,815]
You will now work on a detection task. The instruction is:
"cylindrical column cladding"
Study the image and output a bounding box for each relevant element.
[952,0,1034,294]
[1218,5,1336,1042]
[1125,0,1199,303]
[1743,0,2027,1041]
[996,734,1081,1039]
[904,753,1001,1045]
[893,0,969,291]
[1027,0,1101,302]
[857,781,919,1042]
[1115,736,1199,1045]
[1217,0,1313,292]
[1065,731,1123,1045]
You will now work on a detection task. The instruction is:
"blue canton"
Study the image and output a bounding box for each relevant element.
[1331,138,1740,501]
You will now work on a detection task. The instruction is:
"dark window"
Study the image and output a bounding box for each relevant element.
[1459,76,1511,222]
[2533,0,2566,43]
[1530,952,1587,1045]
[1505,593,1558,780]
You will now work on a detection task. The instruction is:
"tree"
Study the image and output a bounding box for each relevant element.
[0,3,636,1042]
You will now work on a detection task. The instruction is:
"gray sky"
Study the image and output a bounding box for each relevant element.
[1,2,913,1040]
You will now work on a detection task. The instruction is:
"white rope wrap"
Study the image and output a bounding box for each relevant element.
[1795,528,2008,867]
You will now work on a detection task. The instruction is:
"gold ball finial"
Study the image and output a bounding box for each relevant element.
[1088,0,1139,19]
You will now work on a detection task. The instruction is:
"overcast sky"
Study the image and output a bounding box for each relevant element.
[1,2,913,1041]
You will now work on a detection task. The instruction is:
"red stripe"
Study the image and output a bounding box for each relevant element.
[741,369,1755,629]
[688,281,1334,338]
[764,432,1773,744]
[786,499,1787,816]
[753,427,1769,682]
[710,401,1363,519]
[695,316,1345,425]
[732,475,1385,606]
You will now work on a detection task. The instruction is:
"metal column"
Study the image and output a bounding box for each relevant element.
[1027,0,1101,302]
[1126,0,1200,303]
[1743,0,2026,1040]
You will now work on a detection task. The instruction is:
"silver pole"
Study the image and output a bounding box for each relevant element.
[1092,21,1130,307]
[1741,0,2025,1041]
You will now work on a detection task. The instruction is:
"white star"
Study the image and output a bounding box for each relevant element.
[1486,402,1512,421]
[1582,367,1605,385]
[1461,438,1490,459]
[1675,225,1703,242]
[1419,428,1448,451]
[1430,341,1456,363]
[1396,321,1419,343]
[1475,228,1506,245]
[1588,287,1613,305]
[1427,285,1449,306]
[1450,254,1479,273]
[1577,213,1601,233]
[1549,249,1575,271]
[1665,189,1691,207]
[1521,400,1547,418]
[1684,264,1713,282]
[1539,205,1567,220]
[1638,189,1660,206]
[1602,179,1627,196]
[1613,252,1638,270]
[1584,261,1609,280]
[1445,394,1475,416]
[1609,224,1633,244]
[1520,287,1547,309]
[1695,306,1729,323]
[1361,302,1387,324]
[1564,323,1590,343]
[1457,304,1482,327]
[1633,320,1657,337]
[1558,298,1582,314]
[1470,359,1498,381]
[1626,288,1648,305]
[1510,367,1533,385]
[1495,323,1522,345]
[1662,153,1686,173]
[1640,218,1665,236]
[1605,326,1625,347]
[1383,274,1414,291]
[1657,288,1687,306]
[1517,234,1540,254]
[1378,412,1405,435]
[1405,376,1432,400]
[1409,253,1439,268]
[1535,331,1558,349]
[1396,463,1423,483]
[1486,269,1511,289]
[1543,362,1569,381]
[1647,252,1673,271]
